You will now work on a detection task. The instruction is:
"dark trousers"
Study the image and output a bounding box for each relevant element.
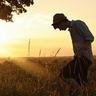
[59,56,92,85]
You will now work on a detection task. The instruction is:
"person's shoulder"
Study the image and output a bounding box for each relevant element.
[71,20,86,28]
[73,20,86,27]
[75,20,85,24]
[71,20,82,26]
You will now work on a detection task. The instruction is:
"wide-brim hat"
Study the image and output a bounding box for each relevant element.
[52,13,67,26]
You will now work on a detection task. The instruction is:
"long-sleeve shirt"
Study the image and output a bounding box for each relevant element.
[68,20,94,62]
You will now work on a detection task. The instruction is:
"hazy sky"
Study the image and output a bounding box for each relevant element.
[0,0,96,57]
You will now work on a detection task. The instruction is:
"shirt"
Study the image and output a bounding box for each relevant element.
[68,20,94,62]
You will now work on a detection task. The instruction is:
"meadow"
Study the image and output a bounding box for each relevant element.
[0,56,96,96]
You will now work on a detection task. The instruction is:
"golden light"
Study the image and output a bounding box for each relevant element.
[0,21,10,44]
[0,48,9,57]
[0,21,12,57]
[0,32,9,44]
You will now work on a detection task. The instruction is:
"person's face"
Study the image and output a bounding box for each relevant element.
[53,21,68,31]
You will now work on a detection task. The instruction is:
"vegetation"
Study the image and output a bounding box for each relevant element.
[0,56,96,96]
[0,0,34,21]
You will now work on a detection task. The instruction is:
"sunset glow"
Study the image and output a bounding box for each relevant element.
[0,0,96,57]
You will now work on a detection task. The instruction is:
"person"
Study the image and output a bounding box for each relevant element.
[52,13,94,85]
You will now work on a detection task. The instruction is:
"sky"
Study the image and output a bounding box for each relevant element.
[0,0,96,57]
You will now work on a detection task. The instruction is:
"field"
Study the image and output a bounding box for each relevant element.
[0,56,96,96]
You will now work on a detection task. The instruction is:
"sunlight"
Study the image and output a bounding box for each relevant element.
[0,21,11,44]
[13,58,54,80]
[0,0,95,57]
[0,47,11,57]
[0,33,9,44]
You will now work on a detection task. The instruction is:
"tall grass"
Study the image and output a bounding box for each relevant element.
[0,56,95,96]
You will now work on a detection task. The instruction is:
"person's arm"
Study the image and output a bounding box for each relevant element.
[76,21,94,43]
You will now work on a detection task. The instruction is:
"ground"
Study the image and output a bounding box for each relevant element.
[0,56,96,96]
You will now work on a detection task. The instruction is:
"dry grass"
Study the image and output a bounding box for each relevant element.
[0,56,95,96]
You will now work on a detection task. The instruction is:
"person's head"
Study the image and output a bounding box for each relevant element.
[52,13,70,31]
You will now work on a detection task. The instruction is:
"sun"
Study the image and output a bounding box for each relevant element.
[0,33,7,43]
[0,32,12,57]
[0,21,13,57]
[0,21,11,44]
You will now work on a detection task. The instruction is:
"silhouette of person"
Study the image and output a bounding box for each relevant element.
[52,13,94,85]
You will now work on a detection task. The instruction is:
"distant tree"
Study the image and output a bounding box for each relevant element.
[0,0,34,22]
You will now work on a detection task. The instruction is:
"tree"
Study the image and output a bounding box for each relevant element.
[0,0,34,22]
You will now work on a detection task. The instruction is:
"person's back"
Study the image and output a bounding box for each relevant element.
[69,20,94,63]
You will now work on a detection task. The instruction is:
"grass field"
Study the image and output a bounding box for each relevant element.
[0,56,96,96]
